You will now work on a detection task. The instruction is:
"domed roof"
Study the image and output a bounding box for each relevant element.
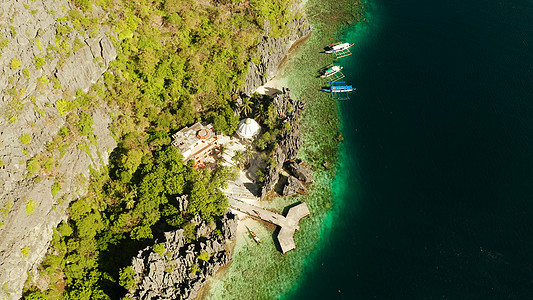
[236,118,260,139]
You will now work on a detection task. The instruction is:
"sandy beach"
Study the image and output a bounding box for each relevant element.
[253,76,287,96]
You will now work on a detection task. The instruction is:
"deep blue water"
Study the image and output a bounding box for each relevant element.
[290,0,533,298]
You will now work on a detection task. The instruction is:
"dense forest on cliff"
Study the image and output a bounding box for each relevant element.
[23,0,297,298]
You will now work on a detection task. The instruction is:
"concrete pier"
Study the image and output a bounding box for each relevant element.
[228,198,310,254]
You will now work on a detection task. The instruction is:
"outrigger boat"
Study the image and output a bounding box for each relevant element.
[324,42,354,58]
[322,81,355,100]
[246,225,261,244]
[320,65,343,78]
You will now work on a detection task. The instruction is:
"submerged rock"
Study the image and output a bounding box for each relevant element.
[282,176,307,196]
[286,161,314,183]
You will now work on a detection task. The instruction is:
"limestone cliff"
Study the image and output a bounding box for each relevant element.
[0,1,116,298]
[243,18,312,95]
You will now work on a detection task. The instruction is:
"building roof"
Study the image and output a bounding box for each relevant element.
[236,118,260,139]
[171,123,217,161]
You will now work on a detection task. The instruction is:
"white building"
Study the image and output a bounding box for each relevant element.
[236,118,260,140]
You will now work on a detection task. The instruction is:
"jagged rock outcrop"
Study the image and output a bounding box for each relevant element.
[0,1,117,298]
[274,88,305,160]
[286,161,314,183]
[259,88,309,198]
[282,175,307,196]
[176,194,189,212]
[243,19,312,95]
[259,145,286,198]
[127,212,238,300]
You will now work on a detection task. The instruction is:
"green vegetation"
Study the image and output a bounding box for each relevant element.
[197,251,210,262]
[22,68,30,79]
[37,76,49,88]
[19,134,31,144]
[25,199,36,215]
[9,26,17,37]
[26,0,299,298]
[51,181,61,197]
[23,290,45,300]
[33,38,42,50]
[153,243,165,256]
[0,38,8,49]
[26,157,41,176]
[10,58,22,69]
[21,246,31,260]
[118,266,137,291]
[76,111,93,137]
[190,263,200,275]
[34,57,45,69]
[1,202,13,217]
[32,145,235,298]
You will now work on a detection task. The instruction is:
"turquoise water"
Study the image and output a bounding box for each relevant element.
[288,0,533,298]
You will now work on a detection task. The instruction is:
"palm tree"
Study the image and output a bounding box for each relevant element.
[244,146,254,166]
[255,104,267,124]
[241,97,253,117]
[232,150,245,168]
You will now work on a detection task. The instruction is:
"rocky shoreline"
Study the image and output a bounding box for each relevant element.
[126,212,238,300]
[258,87,313,199]
[131,12,316,300]
[243,19,312,95]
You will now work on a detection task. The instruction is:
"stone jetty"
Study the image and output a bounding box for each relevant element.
[228,198,310,253]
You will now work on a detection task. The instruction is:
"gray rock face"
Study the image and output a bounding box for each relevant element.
[259,87,309,198]
[282,175,307,197]
[259,145,286,198]
[218,212,238,240]
[243,18,312,95]
[286,161,314,183]
[127,212,238,300]
[274,88,305,160]
[176,194,189,212]
[0,1,117,298]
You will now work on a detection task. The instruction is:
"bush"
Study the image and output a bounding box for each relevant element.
[72,0,92,12]
[119,266,137,291]
[51,182,61,196]
[197,251,210,262]
[167,13,181,24]
[34,57,45,69]
[10,58,21,69]
[153,243,165,256]
[25,199,36,215]
[0,39,8,49]
[21,246,31,259]
[190,264,200,275]
[24,291,45,300]
[19,134,31,144]
[27,157,41,176]
[37,76,49,88]
[76,112,94,136]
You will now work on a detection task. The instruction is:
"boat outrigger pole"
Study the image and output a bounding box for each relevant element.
[321,81,355,101]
